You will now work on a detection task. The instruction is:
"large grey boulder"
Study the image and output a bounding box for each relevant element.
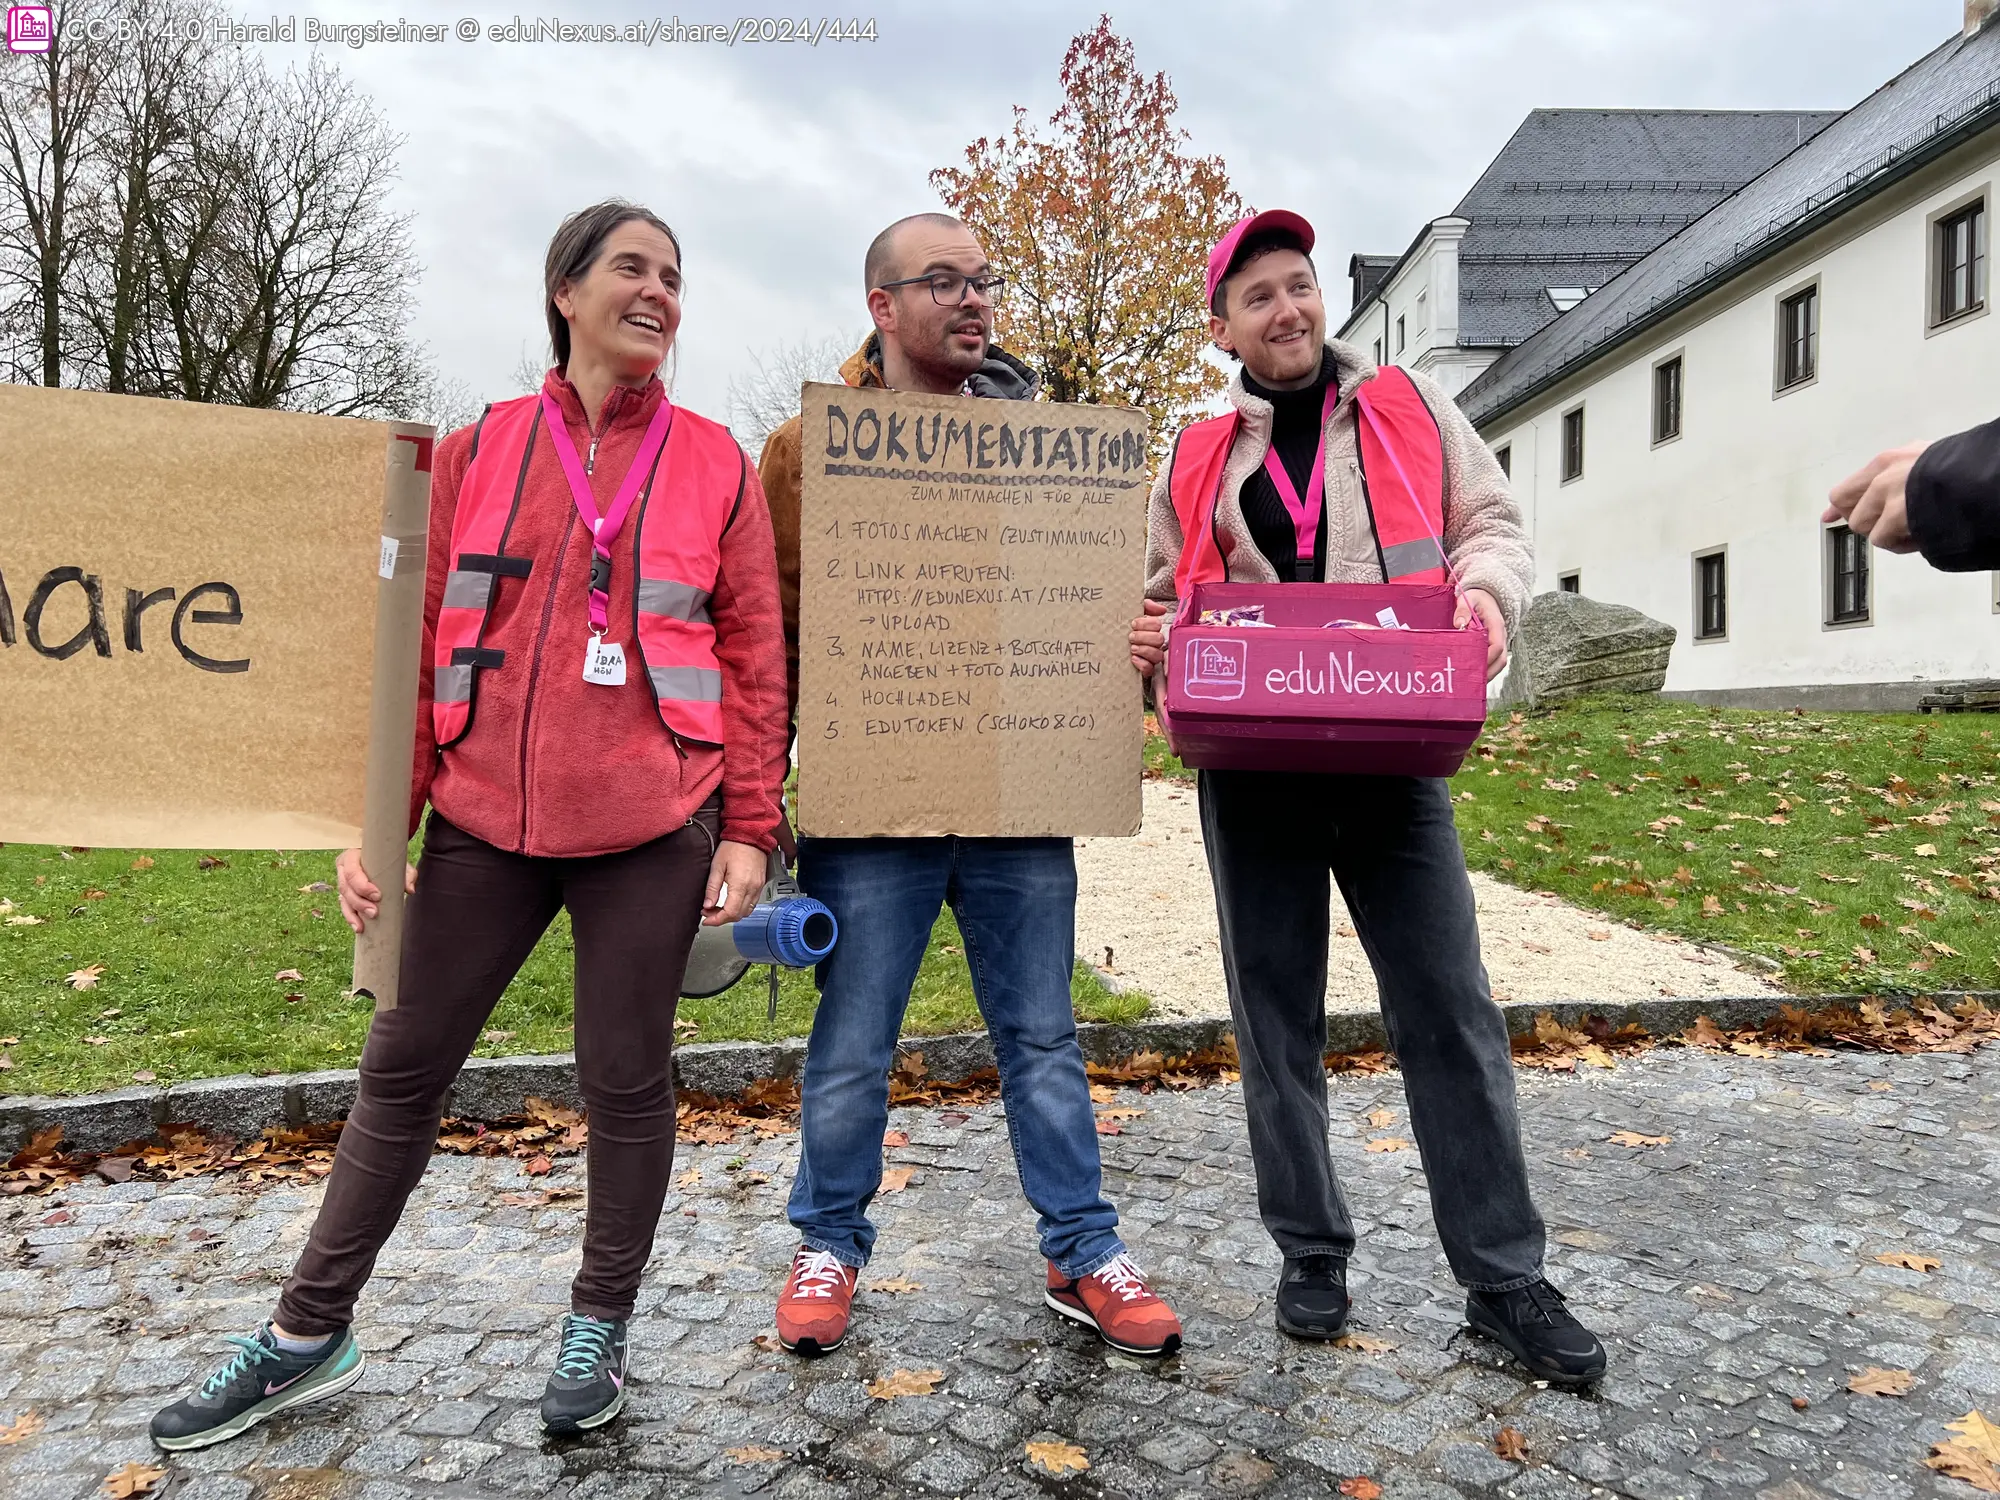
[1500,591,1675,707]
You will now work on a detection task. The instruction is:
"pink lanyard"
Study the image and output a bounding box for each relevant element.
[539,392,675,635]
[1261,384,1341,581]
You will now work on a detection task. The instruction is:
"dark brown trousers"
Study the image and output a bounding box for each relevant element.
[276,807,713,1333]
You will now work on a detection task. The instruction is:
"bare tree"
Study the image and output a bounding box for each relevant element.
[726,330,863,452]
[0,0,110,386]
[0,0,435,419]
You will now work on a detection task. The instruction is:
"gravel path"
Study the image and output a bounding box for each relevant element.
[1076,778,1788,1018]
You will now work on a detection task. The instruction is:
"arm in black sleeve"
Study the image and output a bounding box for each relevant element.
[1907,415,2000,571]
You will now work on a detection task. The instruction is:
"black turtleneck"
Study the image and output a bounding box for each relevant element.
[1240,347,1339,582]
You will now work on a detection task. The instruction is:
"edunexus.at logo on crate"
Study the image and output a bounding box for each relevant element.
[6,5,53,52]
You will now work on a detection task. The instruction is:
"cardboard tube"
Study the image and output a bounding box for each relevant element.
[353,423,435,1011]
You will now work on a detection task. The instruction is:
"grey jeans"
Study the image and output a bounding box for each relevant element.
[1198,768,1545,1291]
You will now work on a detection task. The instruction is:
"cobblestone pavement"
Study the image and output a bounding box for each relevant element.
[4,1044,1999,1500]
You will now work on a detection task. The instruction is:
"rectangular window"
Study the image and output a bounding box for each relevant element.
[1653,356,1683,444]
[1561,407,1584,482]
[1779,285,1818,389]
[1396,315,1406,353]
[1558,571,1581,594]
[1695,551,1727,640]
[1938,199,1986,324]
[1494,444,1511,479]
[1828,524,1870,624]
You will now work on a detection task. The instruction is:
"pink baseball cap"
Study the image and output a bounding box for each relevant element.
[1206,210,1317,311]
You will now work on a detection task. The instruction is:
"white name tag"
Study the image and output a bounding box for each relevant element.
[582,637,627,686]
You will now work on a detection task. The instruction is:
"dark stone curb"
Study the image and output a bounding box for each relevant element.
[3,992,1988,1154]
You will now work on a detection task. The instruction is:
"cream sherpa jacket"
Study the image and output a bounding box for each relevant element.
[1144,340,1534,637]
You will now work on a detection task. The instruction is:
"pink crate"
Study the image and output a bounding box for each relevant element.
[1156,582,1489,776]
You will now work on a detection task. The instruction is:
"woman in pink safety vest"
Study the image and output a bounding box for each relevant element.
[150,201,791,1452]
[1128,211,1608,1389]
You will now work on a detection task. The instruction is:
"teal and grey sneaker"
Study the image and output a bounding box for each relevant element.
[541,1314,629,1433]
[150,1324,364,1451]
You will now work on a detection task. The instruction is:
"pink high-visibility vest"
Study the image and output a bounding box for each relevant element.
[1169,365,1450,598]
[432,393,739,748]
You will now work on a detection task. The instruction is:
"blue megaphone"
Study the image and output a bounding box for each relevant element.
[732,894,838,969]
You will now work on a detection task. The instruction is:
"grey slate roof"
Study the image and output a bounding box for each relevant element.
[1460,24,2000,428]
[1453,109,1841,347]
[1347,109,1839,347]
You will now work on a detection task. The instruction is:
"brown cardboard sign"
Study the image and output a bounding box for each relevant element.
[796,382,1148,837]
[0,384,432,860]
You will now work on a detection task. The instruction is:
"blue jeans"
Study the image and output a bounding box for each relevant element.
[786,836,1125,1278]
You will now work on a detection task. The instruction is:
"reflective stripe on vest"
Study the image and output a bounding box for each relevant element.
[433,392,741,749]
[1168,365,1450,595]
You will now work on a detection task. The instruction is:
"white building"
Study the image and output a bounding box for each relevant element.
[1457,8,2000,709]
[1338,109,1838,399]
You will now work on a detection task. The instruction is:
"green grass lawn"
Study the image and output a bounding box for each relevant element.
[1150,700,2000,994]
[0,842,1144,1097]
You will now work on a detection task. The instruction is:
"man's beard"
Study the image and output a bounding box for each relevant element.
[911,324,989,386]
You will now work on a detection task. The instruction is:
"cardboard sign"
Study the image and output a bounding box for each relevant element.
[796,382,1148,836]
[1157,582,1489,777]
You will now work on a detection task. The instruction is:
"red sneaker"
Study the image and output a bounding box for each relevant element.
[775,1246,857,1356]
[1045,1253,1183,1357]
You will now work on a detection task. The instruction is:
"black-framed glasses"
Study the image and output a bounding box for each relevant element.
[876,270,1007,306]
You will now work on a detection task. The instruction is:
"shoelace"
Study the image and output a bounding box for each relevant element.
[788,1249,849,1300]
[554,1316,616,1380]
[1090,1253,1152,1304]
[200,1334,281,1400]
[1515,1280,1574,1327]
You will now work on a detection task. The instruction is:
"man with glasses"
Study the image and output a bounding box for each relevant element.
[758,213,1182,1360]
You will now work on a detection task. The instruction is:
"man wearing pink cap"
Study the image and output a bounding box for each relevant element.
[1128,211,1607,1387]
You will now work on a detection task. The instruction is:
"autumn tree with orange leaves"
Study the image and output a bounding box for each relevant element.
[931,16,1242,457]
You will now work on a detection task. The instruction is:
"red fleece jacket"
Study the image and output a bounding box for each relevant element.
[409,371,790,858]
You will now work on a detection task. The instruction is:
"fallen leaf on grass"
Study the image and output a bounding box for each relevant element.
[1608,1131,1672,1148]
[724,1446,786,1464]
[195,855,227,871]
[1859,914,1885,930]
[130,857,153,871]
[297,881,331,893]
[131,1071,155,1085]
[101,1463,167,1497]
[1333,1333,1396,1353]
[868,1276,924,1294]
[1339,1479,1383,1499]
[0,1410,44,1443]
[1364,1137,1409,1153]
[878,1166,917,1193]
[1847,1366,1914,1396]
[1024,1439,1089,1475]
[1928,1410,2000,1491]
[81,889,106,901]
[482,1030,516,1045]
[1876,1250,1941,1272]
[866,1367,943,1399]
[1914,843,1941,857]
[66,965,106,990]
[272,968,305,983]
[82,1036,111,1046]
[1493,1426,1529,1460]
[3,915,40,926]
[882,1129,909,1147]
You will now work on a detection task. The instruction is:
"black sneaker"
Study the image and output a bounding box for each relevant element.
[541,1314,629,1434]
[1275,1254,1351,1340]
[1465,1279,1607,1387]
[150,1324,364,1451]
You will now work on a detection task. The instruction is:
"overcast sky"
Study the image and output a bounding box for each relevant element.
[272,0,1968,423]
